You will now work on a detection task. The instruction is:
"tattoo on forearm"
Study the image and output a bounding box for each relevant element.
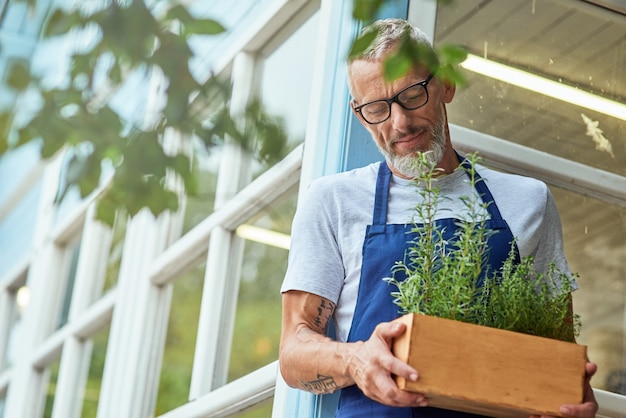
[313,299,335,333]
[302,374,338,394]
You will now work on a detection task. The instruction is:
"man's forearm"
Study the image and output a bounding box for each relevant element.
[280,326,358,394]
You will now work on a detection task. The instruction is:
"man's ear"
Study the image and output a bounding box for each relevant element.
[441,78,456,104]
[437,67,457,104]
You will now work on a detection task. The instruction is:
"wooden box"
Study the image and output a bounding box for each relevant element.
[392,313,587,418]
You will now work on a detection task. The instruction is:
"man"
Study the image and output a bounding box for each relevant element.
[279,18,598,418]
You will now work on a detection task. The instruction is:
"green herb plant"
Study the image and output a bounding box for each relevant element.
[385,152,580,342]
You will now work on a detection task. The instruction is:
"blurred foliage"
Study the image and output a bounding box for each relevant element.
[351,0,467,85]
[0,0,464,227]
[0,0,289,226]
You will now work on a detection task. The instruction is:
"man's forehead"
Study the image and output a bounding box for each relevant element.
[350,59,429,78]
[349,60,430,92]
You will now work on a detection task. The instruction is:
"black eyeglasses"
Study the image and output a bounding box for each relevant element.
[353,74,434,124]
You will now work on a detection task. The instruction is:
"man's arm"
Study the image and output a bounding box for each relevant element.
[279,290,428,407]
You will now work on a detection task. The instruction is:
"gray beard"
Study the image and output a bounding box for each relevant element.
[379,114,447,179]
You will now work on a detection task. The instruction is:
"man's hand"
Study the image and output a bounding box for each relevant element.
[280,291,428,407]
[531,362,598,418]
[347,321,429,408]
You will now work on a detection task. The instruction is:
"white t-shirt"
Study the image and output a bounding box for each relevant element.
[281,160,574,342]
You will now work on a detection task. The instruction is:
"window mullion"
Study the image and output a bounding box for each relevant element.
[50,204,113,418]
[190,51,258,398]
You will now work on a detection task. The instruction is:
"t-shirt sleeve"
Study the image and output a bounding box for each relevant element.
[531,187,578,292]
[280,179,345,303]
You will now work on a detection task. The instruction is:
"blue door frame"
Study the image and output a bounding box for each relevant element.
[286,1,410,416]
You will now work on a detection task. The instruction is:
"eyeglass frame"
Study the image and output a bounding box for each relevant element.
[352,73,435,124]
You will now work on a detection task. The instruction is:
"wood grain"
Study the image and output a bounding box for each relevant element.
[392,314,587,418]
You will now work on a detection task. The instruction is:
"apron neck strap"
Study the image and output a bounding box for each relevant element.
[458,155,504,221]
[373,153,504,225]
[373,161,392,225]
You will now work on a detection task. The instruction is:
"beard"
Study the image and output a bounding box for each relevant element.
[378,112,447,179]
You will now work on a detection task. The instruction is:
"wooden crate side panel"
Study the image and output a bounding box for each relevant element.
[392,314,587,418]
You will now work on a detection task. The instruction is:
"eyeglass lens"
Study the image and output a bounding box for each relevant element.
[359,82,429,124]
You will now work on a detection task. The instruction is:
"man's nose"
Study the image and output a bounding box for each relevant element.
[389,102,412,129]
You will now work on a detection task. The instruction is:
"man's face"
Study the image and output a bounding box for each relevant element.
[349,60,456,178]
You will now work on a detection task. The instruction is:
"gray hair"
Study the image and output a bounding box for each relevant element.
[348,19,438,94]
[351,18,435,61]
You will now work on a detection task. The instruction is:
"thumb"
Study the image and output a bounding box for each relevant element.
[374,321,408,342]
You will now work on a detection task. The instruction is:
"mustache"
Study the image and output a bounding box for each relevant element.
[389,126,429,144]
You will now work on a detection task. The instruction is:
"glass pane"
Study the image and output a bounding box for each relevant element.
[436,0,626,176]
[0,179,41,273]
[57,239,82,329]
[260,11,320,146]
[43,356,62,418]
[237,397,273,418]
[553,186,626,394]
[103,211,127,293]
[181,146,218,234]
[0,2,27,34]
[0,142,39,203]
[228,187,297,383]
[154,262,204,415]
[81,326,110,417]
[2,281,27,370]
[435,0,626,396]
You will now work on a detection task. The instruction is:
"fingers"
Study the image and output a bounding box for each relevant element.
[375,322,419,380]
[557,401,598,418]
[584,362,598,380]
[541,361,599,418]
[348,321,429,408]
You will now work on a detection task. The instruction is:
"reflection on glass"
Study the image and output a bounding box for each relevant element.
[552,186,626,395]
[436,0,625,176]
[155,262,204,415]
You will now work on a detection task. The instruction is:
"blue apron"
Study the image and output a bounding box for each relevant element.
[336,159,520,418]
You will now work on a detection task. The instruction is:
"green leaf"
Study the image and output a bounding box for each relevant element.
[7,61,30,91]
[44,9,83,37]
[383,50,412,82]
[107,60,123,84]
[437,44,468,64]
[0,112,13,154]
[70,52,94,81]
[171,153,197,194]
[165,4,193,24]
[182,19,226,36]
[352,0,384,22]
[95,195,118,226]
[349,29,379,59]
[437,64,467,87]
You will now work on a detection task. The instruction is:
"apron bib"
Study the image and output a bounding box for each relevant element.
[336,159,520,418]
